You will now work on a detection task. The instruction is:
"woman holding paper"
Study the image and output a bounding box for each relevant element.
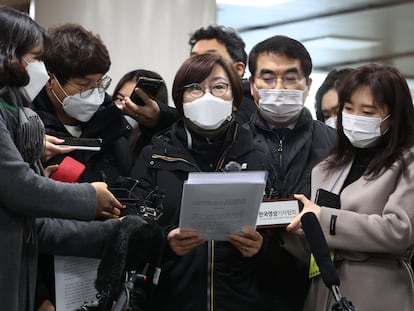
[287,64,414,311]
[126,53,288,311]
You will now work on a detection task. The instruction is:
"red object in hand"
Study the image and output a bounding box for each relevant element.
[50,156,86,183]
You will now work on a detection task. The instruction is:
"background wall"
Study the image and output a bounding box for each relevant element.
[34,0,216,103]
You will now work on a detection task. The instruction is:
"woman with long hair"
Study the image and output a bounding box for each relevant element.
[288,63,414,310]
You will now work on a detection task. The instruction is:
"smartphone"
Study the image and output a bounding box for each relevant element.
[59,137,102,151]
[130,77,164,106]
[315,188,340,209]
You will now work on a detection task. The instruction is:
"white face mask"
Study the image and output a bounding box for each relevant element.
[325,116,337,129]
[342,112,390,148]
[52,77,105,122]
[22,59,49,101]
[257,88,304,123]
[183,92,233,130]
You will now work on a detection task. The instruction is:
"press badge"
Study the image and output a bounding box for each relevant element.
[308,250,335,279]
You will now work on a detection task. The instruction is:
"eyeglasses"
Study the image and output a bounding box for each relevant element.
[65,75,112,98]
[255,74,304,89]
[183,82,229,99]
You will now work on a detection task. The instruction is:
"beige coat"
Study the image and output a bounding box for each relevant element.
[304,147,414,311]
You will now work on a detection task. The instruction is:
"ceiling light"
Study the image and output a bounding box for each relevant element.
[303,36,381,50]
[216,0,294,7]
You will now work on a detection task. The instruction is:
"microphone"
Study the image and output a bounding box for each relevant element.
[224,161,242,172]
[112,269,147,311]
[300,212,339,288]
[300,212,356,310]
[94,215,165,311]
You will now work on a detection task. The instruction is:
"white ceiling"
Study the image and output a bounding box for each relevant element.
[217,0,414,79]
[4,0,414,78]
[4,0,414,97]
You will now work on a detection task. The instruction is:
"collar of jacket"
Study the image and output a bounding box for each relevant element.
[147,120,256,171]
[252,107,314,133]
[32,88,130,143]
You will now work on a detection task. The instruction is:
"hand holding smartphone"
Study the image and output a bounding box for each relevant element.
[130,77,164,106]
[59,137,102,151]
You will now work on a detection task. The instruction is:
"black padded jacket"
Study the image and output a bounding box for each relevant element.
[125,120,291,311]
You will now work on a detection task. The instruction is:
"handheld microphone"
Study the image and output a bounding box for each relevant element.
[301,212,356,310]
[300,212,339,288]
[224,161,242,172]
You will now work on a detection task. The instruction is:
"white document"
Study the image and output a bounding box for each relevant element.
[54,256,100,311]
[179,171,267,240]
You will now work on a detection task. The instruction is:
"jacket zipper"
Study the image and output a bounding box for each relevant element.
[276,137,285,198]
[215,124,239,171]
[210,125,239,311]
[277,138,283,174]
[151,154,202,171]
[209,240,215,311]
[154,126,240,311]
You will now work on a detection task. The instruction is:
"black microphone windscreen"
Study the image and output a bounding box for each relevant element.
[95,215,164,297]
[125,218,164,272]
[301,212,340,288]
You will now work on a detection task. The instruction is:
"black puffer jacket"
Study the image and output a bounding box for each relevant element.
[125,120,291,311]
[249,107,336,199]
[32,88,133,185]
[247,107,336,311]
[234,79,257,124]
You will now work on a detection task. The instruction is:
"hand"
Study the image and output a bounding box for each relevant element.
[91,182,124,219]
[228,227,263,257]
[286,194,321,232]
[167,228,205,256]
[42,135,75,162]
[122,87,160,127]
[43,164,59,178]
[36,299,55,311]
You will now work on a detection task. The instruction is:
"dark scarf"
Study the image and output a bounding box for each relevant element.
[176,121,229,172]
[0,87,45,174]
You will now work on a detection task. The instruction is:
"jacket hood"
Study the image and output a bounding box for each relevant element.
[144,120,257,172]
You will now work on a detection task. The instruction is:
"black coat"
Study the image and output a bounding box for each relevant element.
[249,107,336,199]
[234,79,256,124]
[247,107,337,311]
[125,120,291,311]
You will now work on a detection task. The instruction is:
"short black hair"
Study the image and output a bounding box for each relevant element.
[44,23,111,82]
[248,35,312,81]
[189,25,247,65]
